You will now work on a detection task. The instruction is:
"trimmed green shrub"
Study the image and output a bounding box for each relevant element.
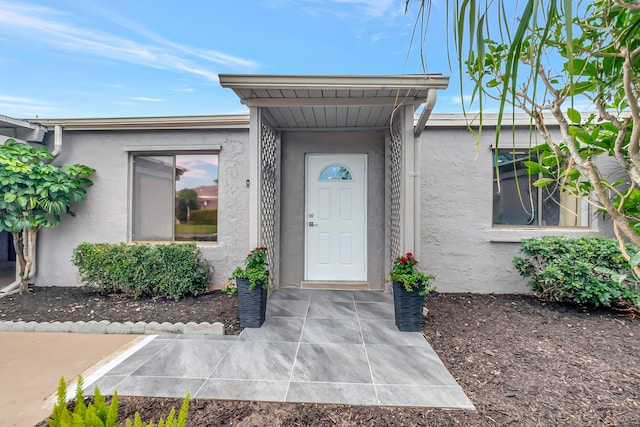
[47,376,189,427]
[513,236,640,309]
[189,209,217,225]
[71,242,211,300]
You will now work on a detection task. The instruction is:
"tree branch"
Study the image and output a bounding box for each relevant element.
[622,47,640,181]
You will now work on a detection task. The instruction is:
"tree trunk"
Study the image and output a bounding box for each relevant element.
[12,227,40,294]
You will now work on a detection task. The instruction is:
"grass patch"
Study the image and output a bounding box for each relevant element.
[175,224,217,235]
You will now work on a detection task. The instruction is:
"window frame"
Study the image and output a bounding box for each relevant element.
[492,147,590,229]
[129,150,220,245]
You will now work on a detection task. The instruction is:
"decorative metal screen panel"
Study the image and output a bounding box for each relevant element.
[389,121,402,264]
[260,119,277,275]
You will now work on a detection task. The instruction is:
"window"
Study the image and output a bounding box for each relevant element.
[492,149,587,227]
[132,154,218,242]
[319,164,353,181]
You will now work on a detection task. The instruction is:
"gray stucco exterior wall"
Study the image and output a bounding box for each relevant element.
[26,114,614,294]
[419,126,603,293]
[279,130,386,289]
[35,129,251,288]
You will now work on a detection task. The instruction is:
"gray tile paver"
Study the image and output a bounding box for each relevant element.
[310,290,354,302]
[366,344,459,386]
[104,339,172,376]
[197,379,289,401]
[291,343,372,383]
[110,376,205,397]
[132,339,233,378]
[360,319,430,347]
[286,381,378,405]
[301,318,363,344]
[210,341,298,381]
[87,288,473,409]
[353,291,393,303]
[307,301,356,319]
[266,299,309,317]
[239,316,304,342]
[355,301,395,319]
[375,384,475,408]
[84,375,127,396]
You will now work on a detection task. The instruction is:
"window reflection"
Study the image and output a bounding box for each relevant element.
[133,154,218,242]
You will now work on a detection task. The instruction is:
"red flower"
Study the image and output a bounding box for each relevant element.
[406,252,413,258]
[413,259,418,264]
[400,257,407,264]
[247,253,252,257]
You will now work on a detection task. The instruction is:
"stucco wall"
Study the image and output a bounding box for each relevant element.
[419,126,605,293]
[35,129,250,288]
[279,130,386,289]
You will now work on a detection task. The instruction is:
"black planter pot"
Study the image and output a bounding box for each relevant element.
[236,277,267,328]
[392,280,426,332]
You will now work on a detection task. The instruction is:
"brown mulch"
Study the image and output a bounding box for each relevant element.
[0,286,241,334]
[3,287,638,426]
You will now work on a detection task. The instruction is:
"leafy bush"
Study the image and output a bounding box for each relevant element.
[189,209,217,225]
[47,376,189,427]
[72,242,211,300]
[513,236,640,309]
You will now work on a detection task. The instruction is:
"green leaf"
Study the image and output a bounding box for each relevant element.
[566,168,581,180]
[567,108,581,124]
[523,160,542,174]
[541,153,561,167]
[568,81,594,96]
[629,252,640,268]
[3,193,16,203]
[533,177,555,188]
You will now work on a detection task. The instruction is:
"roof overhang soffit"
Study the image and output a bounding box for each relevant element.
[0,114,47,143]
[219,74,450,130]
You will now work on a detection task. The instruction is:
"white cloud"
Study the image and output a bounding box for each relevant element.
[0,1,259,83]
[178,156,219,168]
[0,95,56,116]
[0,95,50,104]
[125,97,165,102]
[92,7,260,70]
[448,94,474,105]
[327,0,397,18]
[292,0,403,21]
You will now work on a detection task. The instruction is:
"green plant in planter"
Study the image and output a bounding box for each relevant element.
[228,247,272,291]
[390,252,435,296]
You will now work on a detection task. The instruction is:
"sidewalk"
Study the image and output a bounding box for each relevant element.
[86,289,474,408]
[0,332,140,427]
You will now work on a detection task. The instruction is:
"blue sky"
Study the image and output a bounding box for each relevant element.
[0,0,469,119]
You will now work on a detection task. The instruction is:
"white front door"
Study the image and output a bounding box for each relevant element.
[305,154,367,281]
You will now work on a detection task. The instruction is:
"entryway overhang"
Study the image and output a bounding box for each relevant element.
[219,74,449,131]
[219,74,450,289]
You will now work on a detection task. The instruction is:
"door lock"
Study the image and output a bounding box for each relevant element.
[308,221,318,227]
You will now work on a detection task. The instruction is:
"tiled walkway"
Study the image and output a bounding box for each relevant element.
[85,288,474,408]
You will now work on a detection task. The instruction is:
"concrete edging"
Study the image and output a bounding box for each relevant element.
[0,320,225,335]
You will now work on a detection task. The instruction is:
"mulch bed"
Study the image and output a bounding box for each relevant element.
[0,286,242,335]
[3,287,638,426]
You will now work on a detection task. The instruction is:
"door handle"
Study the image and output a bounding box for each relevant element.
[308,221,318,227]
